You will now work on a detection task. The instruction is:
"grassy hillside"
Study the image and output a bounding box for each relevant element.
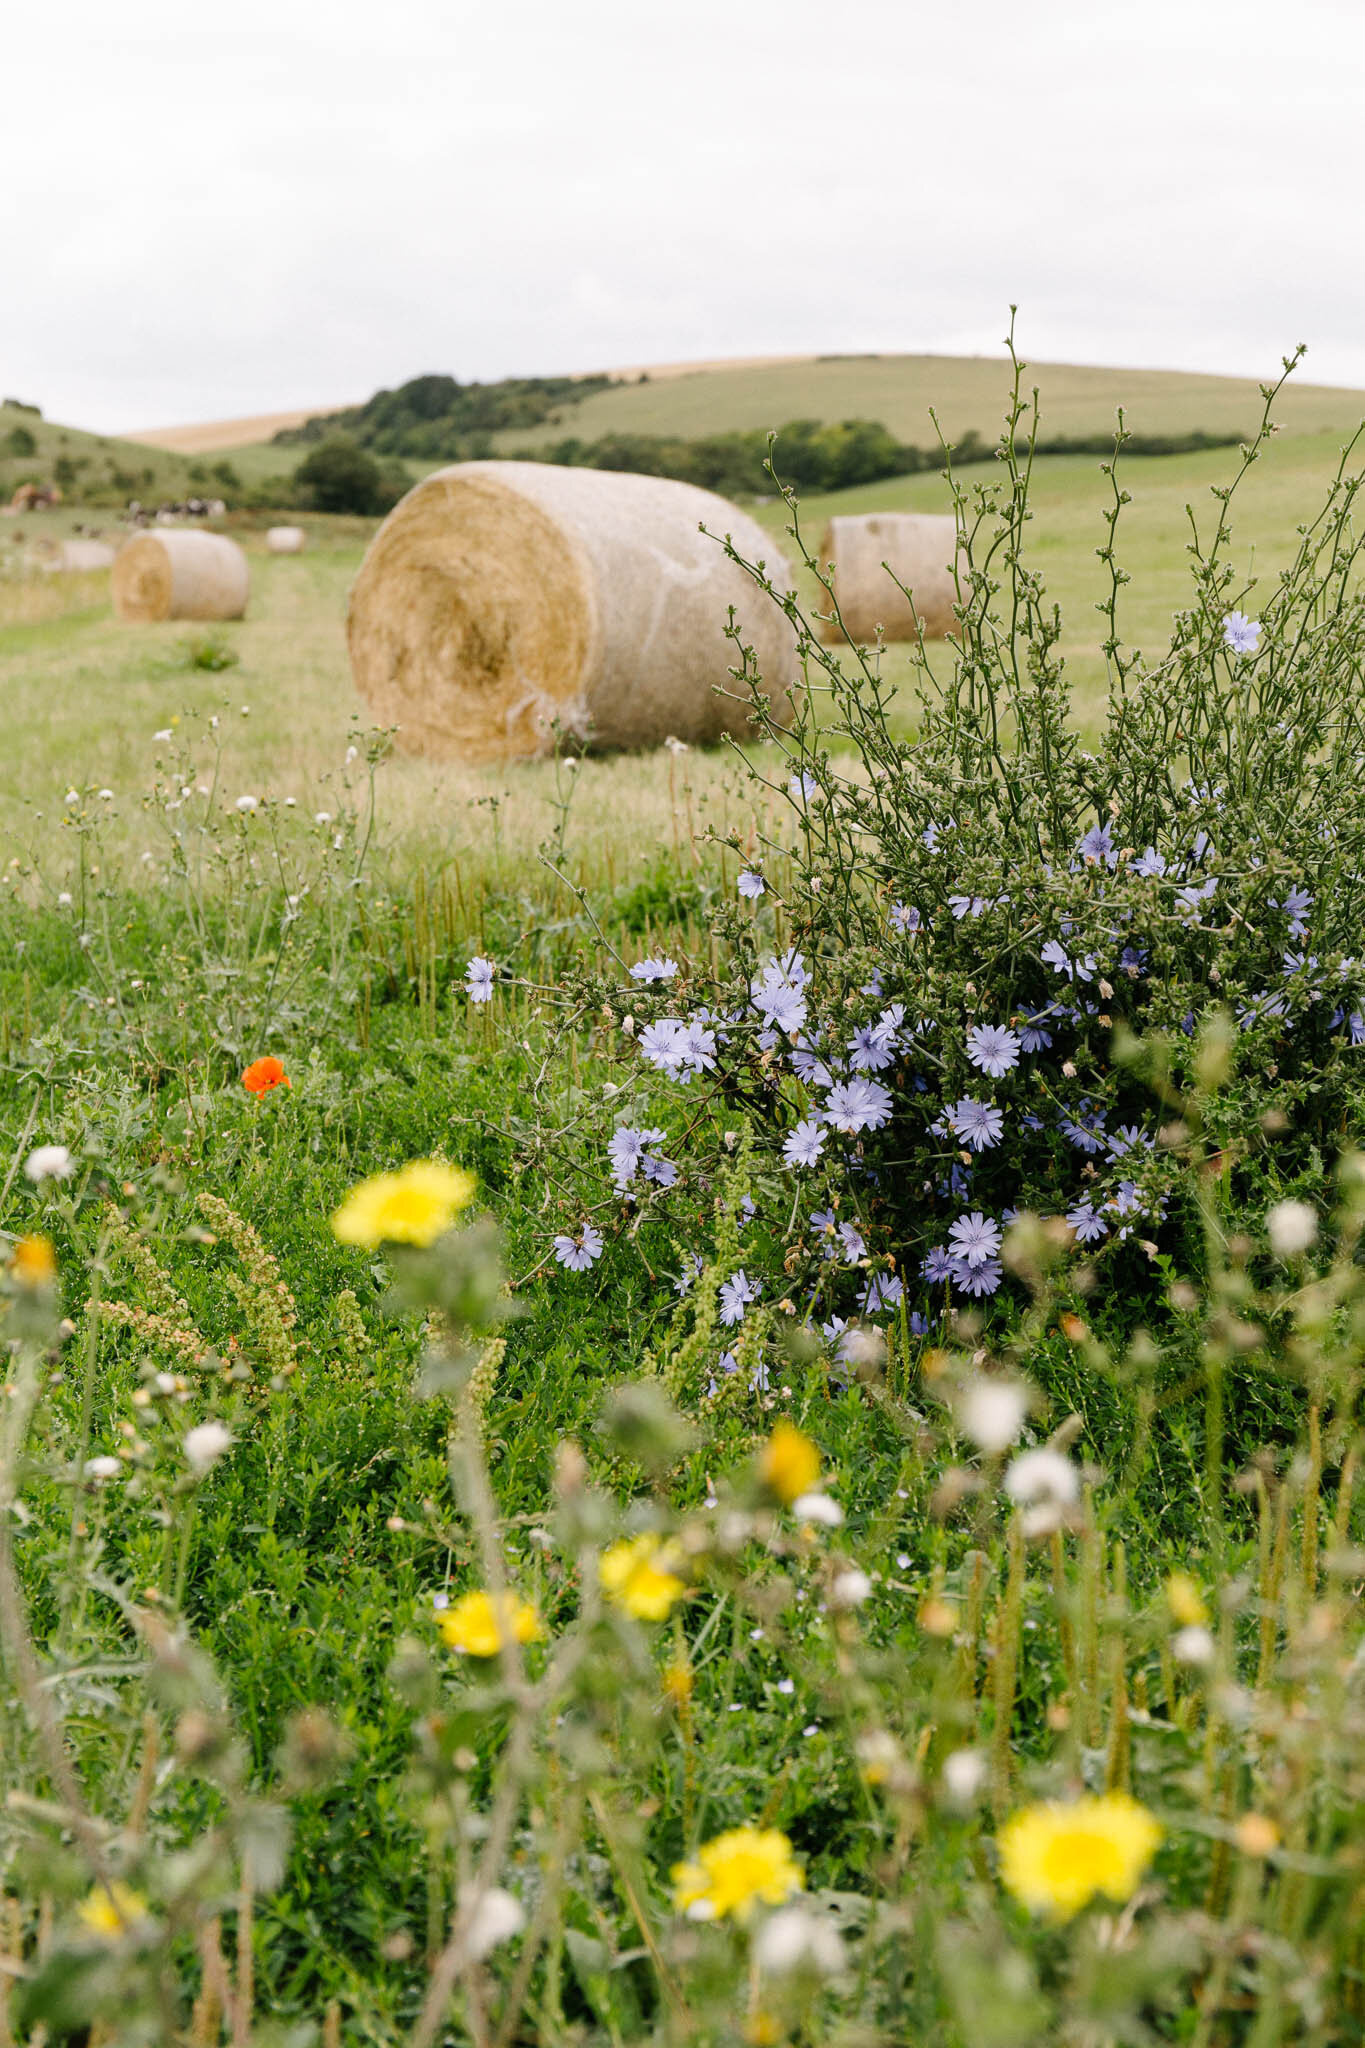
[212,352,1365,486]
[0,401,212,509]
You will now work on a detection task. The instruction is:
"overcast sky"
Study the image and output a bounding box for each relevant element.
[7,0,1363,432]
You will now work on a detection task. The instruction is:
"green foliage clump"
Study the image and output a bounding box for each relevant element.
[291,435,408,515]
[276,369,615,458]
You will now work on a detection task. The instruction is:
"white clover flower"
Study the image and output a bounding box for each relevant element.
[791,1491,844,1527]
[153,728,173,742]
[97,788,114,801]
[84,1456,122,1481]
[941,1748,987,1804]
[1267,1199,1317,1258]
[829,1567,873,1609]
[315,811,331,825]
[1173,1624,1216,1667]
[25,1144,75,1184]
[64,788,80,805]
[345,745,358,764]
[957,1378,1029,1454]
[184,1422,233,1476]
[754,1904,844,1976]
[235,795,258,813]
[459,1887,525,1960]
[57,891,72,908]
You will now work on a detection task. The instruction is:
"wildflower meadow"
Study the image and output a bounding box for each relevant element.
[4,345,1365,2044]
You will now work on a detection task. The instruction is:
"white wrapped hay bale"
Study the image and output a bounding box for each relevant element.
[346,461,798,761]
[112,530,249,622]
[266,525,307,554]
[818,512,960,643]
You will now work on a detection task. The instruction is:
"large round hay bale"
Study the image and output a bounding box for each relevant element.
[818,513,960,644]
[112,531,249,622]
[55,538,116,572]
[347,461,797,761]
[266,525,306,554]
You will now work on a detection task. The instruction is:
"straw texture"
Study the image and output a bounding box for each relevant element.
[266,526,307,554]
[112,531,249,622]
[818,512,959,643]
[347,462,797,761]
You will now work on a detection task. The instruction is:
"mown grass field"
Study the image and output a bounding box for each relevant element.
[4,414,1361,877]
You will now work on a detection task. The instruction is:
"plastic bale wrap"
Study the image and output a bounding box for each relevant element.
[266,525,307,554]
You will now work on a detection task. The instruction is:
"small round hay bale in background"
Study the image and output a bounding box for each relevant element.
[347,461,797,762]
[817,512,960,644]
[266,525,307,554]
[112,530,249,623]
[55,538,117,572]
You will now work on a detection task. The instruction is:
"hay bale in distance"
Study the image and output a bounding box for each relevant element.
[818,512,959,643]
[112,531,249,622]
[266,525,306,554]
[347,461,798,761]
[55,538,116,572]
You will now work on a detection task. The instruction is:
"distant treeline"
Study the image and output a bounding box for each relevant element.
[520,421,1247,497]
[274,371,616,455]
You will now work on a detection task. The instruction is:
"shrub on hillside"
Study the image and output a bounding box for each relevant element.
[5,424,37,458]
[291,435,407,516]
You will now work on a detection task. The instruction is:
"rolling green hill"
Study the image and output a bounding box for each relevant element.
[210,350,1365,494]
[0,401,217,510]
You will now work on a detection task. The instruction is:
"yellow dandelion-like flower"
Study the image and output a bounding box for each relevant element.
[77,1881,149,1939]
[672,1826,804,1922]
[1165,1572,1209,1628]
[662,1658,693,1706]
[759,1420,821,1505]
[10,1234,58,1287]
[438,1589,543,1659]
[599,1533,689,1620]
[331,1161,476,1249]
[997,1791,1161,1920]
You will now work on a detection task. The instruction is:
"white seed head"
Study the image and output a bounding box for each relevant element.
[829,1566,872,1609]
[1267,1199,1316,1258]
[941,1747,988,1803]
[460,1887,525,1961]
[184,1422,233,1476]
[791,1491,843,1527]
[1173,1624,1216,1667]
[1004,1447,1079,1508]
[754,1904,843,1976]
[25,1144,75,1184]
[957,1378,1029,1454]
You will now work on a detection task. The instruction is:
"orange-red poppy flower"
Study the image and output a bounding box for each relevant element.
[242,1056,290,1097]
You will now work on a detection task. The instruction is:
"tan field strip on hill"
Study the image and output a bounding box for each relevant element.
[124,407,352,453]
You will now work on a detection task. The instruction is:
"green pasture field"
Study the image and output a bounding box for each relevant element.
[3,417,1362,885]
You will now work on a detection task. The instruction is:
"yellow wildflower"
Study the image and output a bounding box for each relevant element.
[672,1826,804,1922]
[599,1533,688,1620]
[997,1791,1161,1920]
[78,1881,149,1939]
[759,1420,821,1505]
[10,1234,57,1287]
[663,1658,693,1705]
[438,1589,543,1658]
[331,1161,476,1248]
[1165,1572,1209,1627]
